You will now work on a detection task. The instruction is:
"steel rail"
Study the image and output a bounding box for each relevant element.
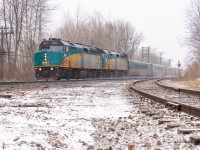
[131,80,200,117]
[0,77,148,86]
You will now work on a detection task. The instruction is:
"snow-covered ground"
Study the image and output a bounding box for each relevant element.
[0,80,199,149]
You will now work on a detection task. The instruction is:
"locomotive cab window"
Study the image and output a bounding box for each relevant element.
[51,41,58,45]
[106,54,109,59]
[50,46,63,51]
[65,47,69,53]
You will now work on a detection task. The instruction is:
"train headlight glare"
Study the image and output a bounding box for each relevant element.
[51,68,53,70]
[39,68,42,71]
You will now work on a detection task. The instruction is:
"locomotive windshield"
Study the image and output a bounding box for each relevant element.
[39,39,63,51]
[49,46,62,51]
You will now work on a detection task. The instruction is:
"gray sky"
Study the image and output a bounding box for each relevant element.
[50,0,191,67]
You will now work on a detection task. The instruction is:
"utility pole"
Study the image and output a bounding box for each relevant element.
[168,59,172,66]
[142,47,150,63]
[158,52,164,65]
[0,27,4,81]
[0,26,14,81]
[91,39,94,46]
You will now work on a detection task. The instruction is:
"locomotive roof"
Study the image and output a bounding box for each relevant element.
[42,38,128,56]
[61,40,75,46]
[62,40,127,56]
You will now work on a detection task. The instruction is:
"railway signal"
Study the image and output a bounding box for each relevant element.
[177,60,181,77]
[177,60,181,67]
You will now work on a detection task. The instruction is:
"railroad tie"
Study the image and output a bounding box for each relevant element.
[0,95,12,98]
[137,104,146,107]
[177,128,200,134]
[165,123,180,129]
[166,101,181,111]
[140,109,151,114]
[131,102,141,105]
[158,119,178,125]
[146,112,159,116]
[139,107,148,110]
[153,116,162,120]
[190,135,200,145]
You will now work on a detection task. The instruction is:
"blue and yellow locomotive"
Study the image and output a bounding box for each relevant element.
[34,38,128,79]
[34,38,178,80]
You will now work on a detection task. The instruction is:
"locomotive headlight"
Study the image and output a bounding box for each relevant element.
[44,53,48,61]
[39,68,42,71]
[51,68,54,70]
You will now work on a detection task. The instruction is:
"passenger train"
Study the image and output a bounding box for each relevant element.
[34,38,178,80]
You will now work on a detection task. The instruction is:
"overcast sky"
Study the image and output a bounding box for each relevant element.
[50,0,191,67]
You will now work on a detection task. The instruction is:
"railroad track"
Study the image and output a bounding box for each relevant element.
[131,79,200,117]
[0,77,147,88]
[0,77,145,93]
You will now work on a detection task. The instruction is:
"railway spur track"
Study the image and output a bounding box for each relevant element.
[130,79,200,118]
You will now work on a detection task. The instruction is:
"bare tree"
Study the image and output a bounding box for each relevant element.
[185,0,200,63]
[58,10,143,58]
[1,0,13,65]
[0,0,52,81]
[129,32,143,59]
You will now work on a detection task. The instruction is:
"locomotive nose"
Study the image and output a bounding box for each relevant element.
[34,50,63,66]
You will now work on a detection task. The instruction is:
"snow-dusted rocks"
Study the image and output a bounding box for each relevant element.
[0,80,199,149]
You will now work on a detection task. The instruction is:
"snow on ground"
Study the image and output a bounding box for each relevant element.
[0,81,132,149]
[0,80,199,149]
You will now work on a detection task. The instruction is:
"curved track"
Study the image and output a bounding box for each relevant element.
[0,77,146,92]
[0,77,142,84]
[131,79,200,117]
[157,79,200,96]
